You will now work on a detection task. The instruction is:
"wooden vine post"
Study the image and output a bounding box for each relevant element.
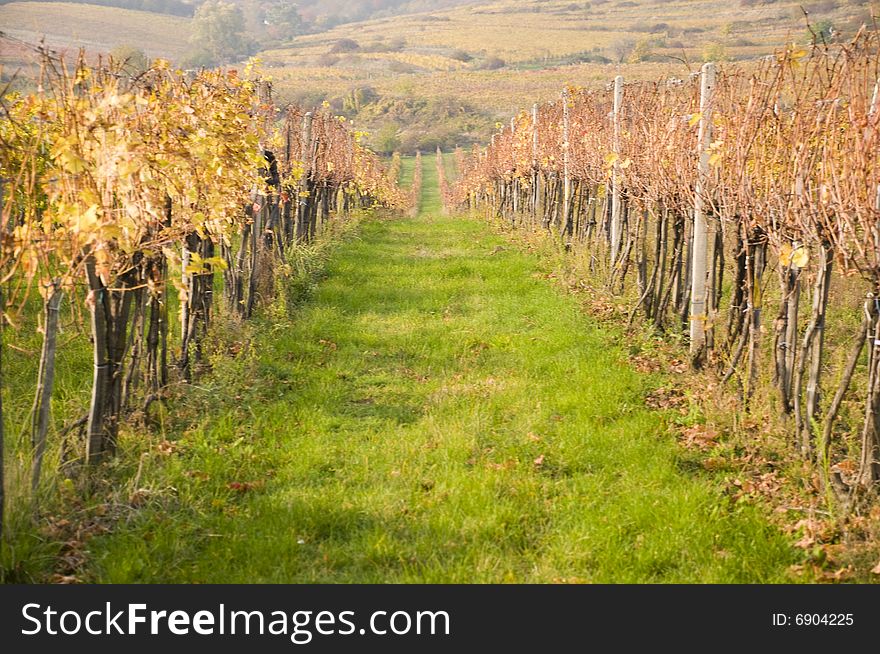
[610,75,624,266]
[85,259,109,464]
[689,62,716,365]
[510,117,518,217]
[31,281,63,491]
[562,88,571,237]
[532,103,540,226]
[490,135,496,218]
[297,111,314,242]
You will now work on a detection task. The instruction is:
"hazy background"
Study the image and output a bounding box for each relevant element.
[1,0,875,151]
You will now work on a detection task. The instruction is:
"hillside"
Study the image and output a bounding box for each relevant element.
[0,2,192,59]
[266,0,874,70]
[295,0,477,27]
[2,0,877,150]
[264,0,877,151]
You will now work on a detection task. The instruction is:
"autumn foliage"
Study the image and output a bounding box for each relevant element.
[0,53,403,539]
[453,30,880,502]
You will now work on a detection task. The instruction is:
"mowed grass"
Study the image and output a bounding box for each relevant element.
[85,164,796,583]
[398,153,417,190]
[417,153,441,214]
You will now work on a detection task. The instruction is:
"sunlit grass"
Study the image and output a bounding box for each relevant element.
[84,159,797,583]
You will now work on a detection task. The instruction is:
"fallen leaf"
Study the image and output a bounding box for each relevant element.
[227,481,264,493]
[679,424,719,450]
[157,440,178,456]
[51,574,82,584]
[795,534,816,549]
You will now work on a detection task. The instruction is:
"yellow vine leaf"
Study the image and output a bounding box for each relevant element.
[780,243,809,269]
[204,256,228,271]
[792,247,809,269]
[779,243,792,266]
[75,205,100,234]
[58,150,87,174]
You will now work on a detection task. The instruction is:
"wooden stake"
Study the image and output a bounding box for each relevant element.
[562,88,571,236]
[298,112,314,242]
[689,62,715,363]
[532,103,540,225]
[31,282,63,492]
[86,259,110,464]
[611,75,624,265]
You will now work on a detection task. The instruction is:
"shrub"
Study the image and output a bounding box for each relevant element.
[109,45,150,76]
[702,42,729,62]
[188,0,252,65]
[330,38,360,53]
[388,36,407,51]
[373,122,402,154]
[316,53,340,67]
[809,19,835,42]
[477,56,506,70]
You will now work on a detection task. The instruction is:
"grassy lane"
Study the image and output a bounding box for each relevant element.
[418,153,442,214]
[87,163,796,583]
[397,155,415,190]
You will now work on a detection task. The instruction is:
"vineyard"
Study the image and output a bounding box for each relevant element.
[5,5,880,584]
[0,51,404,578]
[453,30,880,517]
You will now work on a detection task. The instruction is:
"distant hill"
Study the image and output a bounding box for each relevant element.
[0,0,195,17]
[273,0,874,68]
[0,2,192,59]
[3,0,877,153]
[295,1,477,29]
[0,0,480,25]
[0,1,481,64]
[262,0,878,152]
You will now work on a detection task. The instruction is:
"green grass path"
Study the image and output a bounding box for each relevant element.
[89,157,796,582]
